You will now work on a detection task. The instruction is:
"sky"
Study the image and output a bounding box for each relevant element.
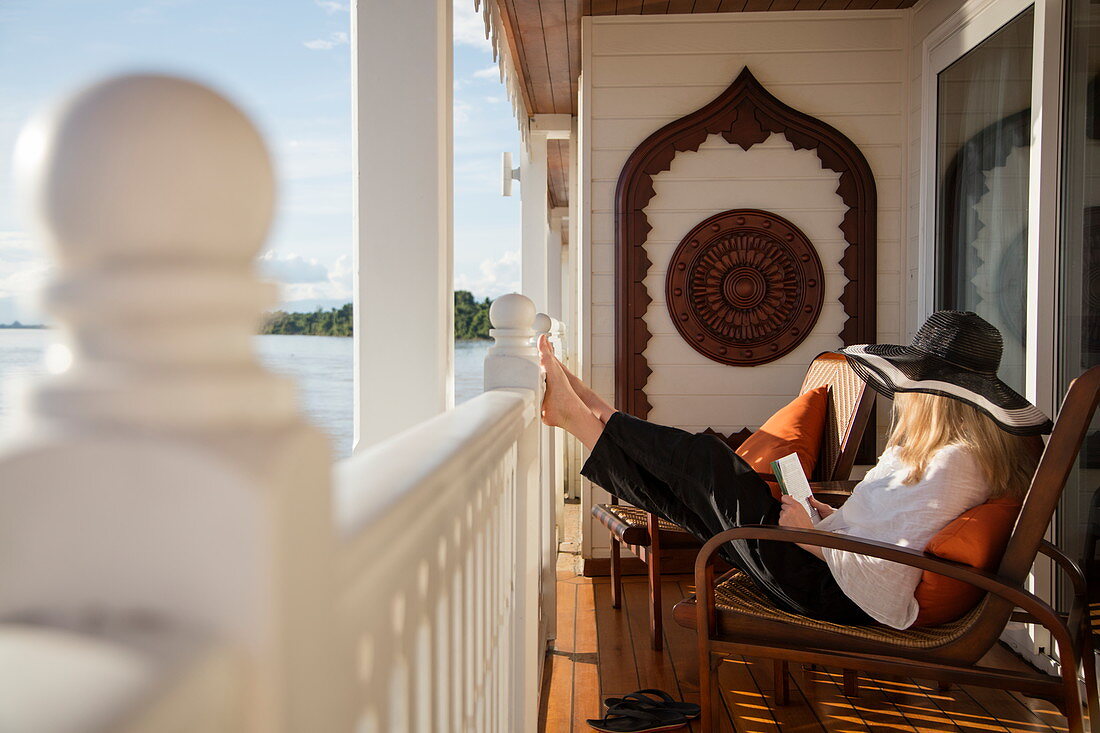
[0,0,522,321]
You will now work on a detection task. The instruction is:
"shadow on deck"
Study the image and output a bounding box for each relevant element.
[540,571,1071,733]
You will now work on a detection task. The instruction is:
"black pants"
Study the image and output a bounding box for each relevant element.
[581,411,873,624]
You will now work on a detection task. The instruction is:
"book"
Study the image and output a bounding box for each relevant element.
[770,453,820,524]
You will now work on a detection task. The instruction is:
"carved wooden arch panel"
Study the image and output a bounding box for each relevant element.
[614,67,878,420]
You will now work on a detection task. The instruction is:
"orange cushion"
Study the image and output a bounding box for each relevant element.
[735,386,829,499]
[912,499,1021,627]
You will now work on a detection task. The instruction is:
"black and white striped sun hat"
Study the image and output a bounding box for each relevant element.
[839,310,1053,436]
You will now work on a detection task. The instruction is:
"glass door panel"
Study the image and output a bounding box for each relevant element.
[935,8,1034,393]
[1057,0,1100,599]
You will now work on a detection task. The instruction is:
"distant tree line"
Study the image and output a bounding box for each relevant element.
[260,291,494,340]
[262,303,353,337]
[454,290,492,340]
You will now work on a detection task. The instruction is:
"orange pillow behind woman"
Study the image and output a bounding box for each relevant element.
[734,386,829,498]
[912,499,1021,627]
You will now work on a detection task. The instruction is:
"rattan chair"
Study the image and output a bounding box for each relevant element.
[675,365,1100,733]
[591,352,876,650]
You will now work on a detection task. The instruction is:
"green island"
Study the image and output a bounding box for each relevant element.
[261,290,494,340]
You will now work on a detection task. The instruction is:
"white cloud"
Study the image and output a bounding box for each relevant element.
[454,249,519,300]
[259,250,329,284]
[0,230,52,323]
[453,0,490,48]
[314,0,348,12]
[454,99,474,131]
[263,252,353,306]
[304,31,348,50]
[473,65,500,79]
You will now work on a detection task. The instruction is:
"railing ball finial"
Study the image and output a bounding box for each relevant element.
[15,74,274,263]
[533,312,552,336]
[484,293,538,392]
[489,293,536,333]
[12,73,297,430]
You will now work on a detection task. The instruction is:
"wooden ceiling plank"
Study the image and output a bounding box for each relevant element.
[818,0,850,7]
[614,0,648,13]
[717,0,750,11]
[690,0,723,11]
[794,0,827,8]
[508,0,555,113]
[588,0,617,14]
[741,0,771,10]
[540,0,573,114]
[768,0,800,8]
[641,0,672,12]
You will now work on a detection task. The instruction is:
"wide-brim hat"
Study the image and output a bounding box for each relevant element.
[839,310,1052,436]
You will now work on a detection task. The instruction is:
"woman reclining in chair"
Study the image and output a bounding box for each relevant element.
[540,311,1050,630]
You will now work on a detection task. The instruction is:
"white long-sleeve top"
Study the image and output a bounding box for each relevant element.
[816,444,990,629]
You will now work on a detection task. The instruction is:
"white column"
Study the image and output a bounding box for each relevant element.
[520,130,550,314]
[521,116,571,316]
[548,207,567,320]
[352,0,454,450]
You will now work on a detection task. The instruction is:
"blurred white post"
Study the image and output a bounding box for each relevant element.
[484,295,544,732]
[352,0,454,450]
[0,75,338,731]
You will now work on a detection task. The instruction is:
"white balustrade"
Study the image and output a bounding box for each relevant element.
[0,73,555,733]
[335,293,545,732]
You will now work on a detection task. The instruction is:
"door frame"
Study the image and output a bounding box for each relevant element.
[917,0,1065,670]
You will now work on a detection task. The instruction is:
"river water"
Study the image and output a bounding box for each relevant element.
[0,330,492,459]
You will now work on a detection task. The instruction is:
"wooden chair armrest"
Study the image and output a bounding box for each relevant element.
[809,479,860,493]
[756,479,857,509]
[1038,540,1086,598]
[692,525,1074,654]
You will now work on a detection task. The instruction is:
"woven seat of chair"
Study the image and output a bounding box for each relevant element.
[680,570,985,651]
[591,504,699,547]
[605,506,685,534]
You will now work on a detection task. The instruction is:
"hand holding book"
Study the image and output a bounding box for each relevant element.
[771,453,821,524]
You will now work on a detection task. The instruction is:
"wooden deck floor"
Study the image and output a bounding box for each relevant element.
[539,571,1074,733]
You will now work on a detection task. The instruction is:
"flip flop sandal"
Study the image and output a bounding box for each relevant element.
[604,689,701,720]
[587,702,689,732]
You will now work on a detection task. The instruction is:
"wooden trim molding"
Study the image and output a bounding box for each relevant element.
[614,67,878,419]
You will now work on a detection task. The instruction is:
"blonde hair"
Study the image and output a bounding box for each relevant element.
[886,392,1040,500]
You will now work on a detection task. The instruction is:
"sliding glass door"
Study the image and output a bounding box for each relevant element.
[935,8,1035,393]
[1056,0,1100,602]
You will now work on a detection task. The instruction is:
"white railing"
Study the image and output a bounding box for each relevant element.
[0,74,556,732]
[334,294,546,732]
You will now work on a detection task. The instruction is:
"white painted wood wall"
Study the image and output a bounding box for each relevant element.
[578,12,910,560]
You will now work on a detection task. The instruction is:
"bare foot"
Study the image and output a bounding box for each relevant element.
[540,336,616,423]
[538,335,586,429]
[538,335,608,449]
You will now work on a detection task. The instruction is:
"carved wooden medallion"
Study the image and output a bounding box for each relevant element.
[665,209,824,366]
